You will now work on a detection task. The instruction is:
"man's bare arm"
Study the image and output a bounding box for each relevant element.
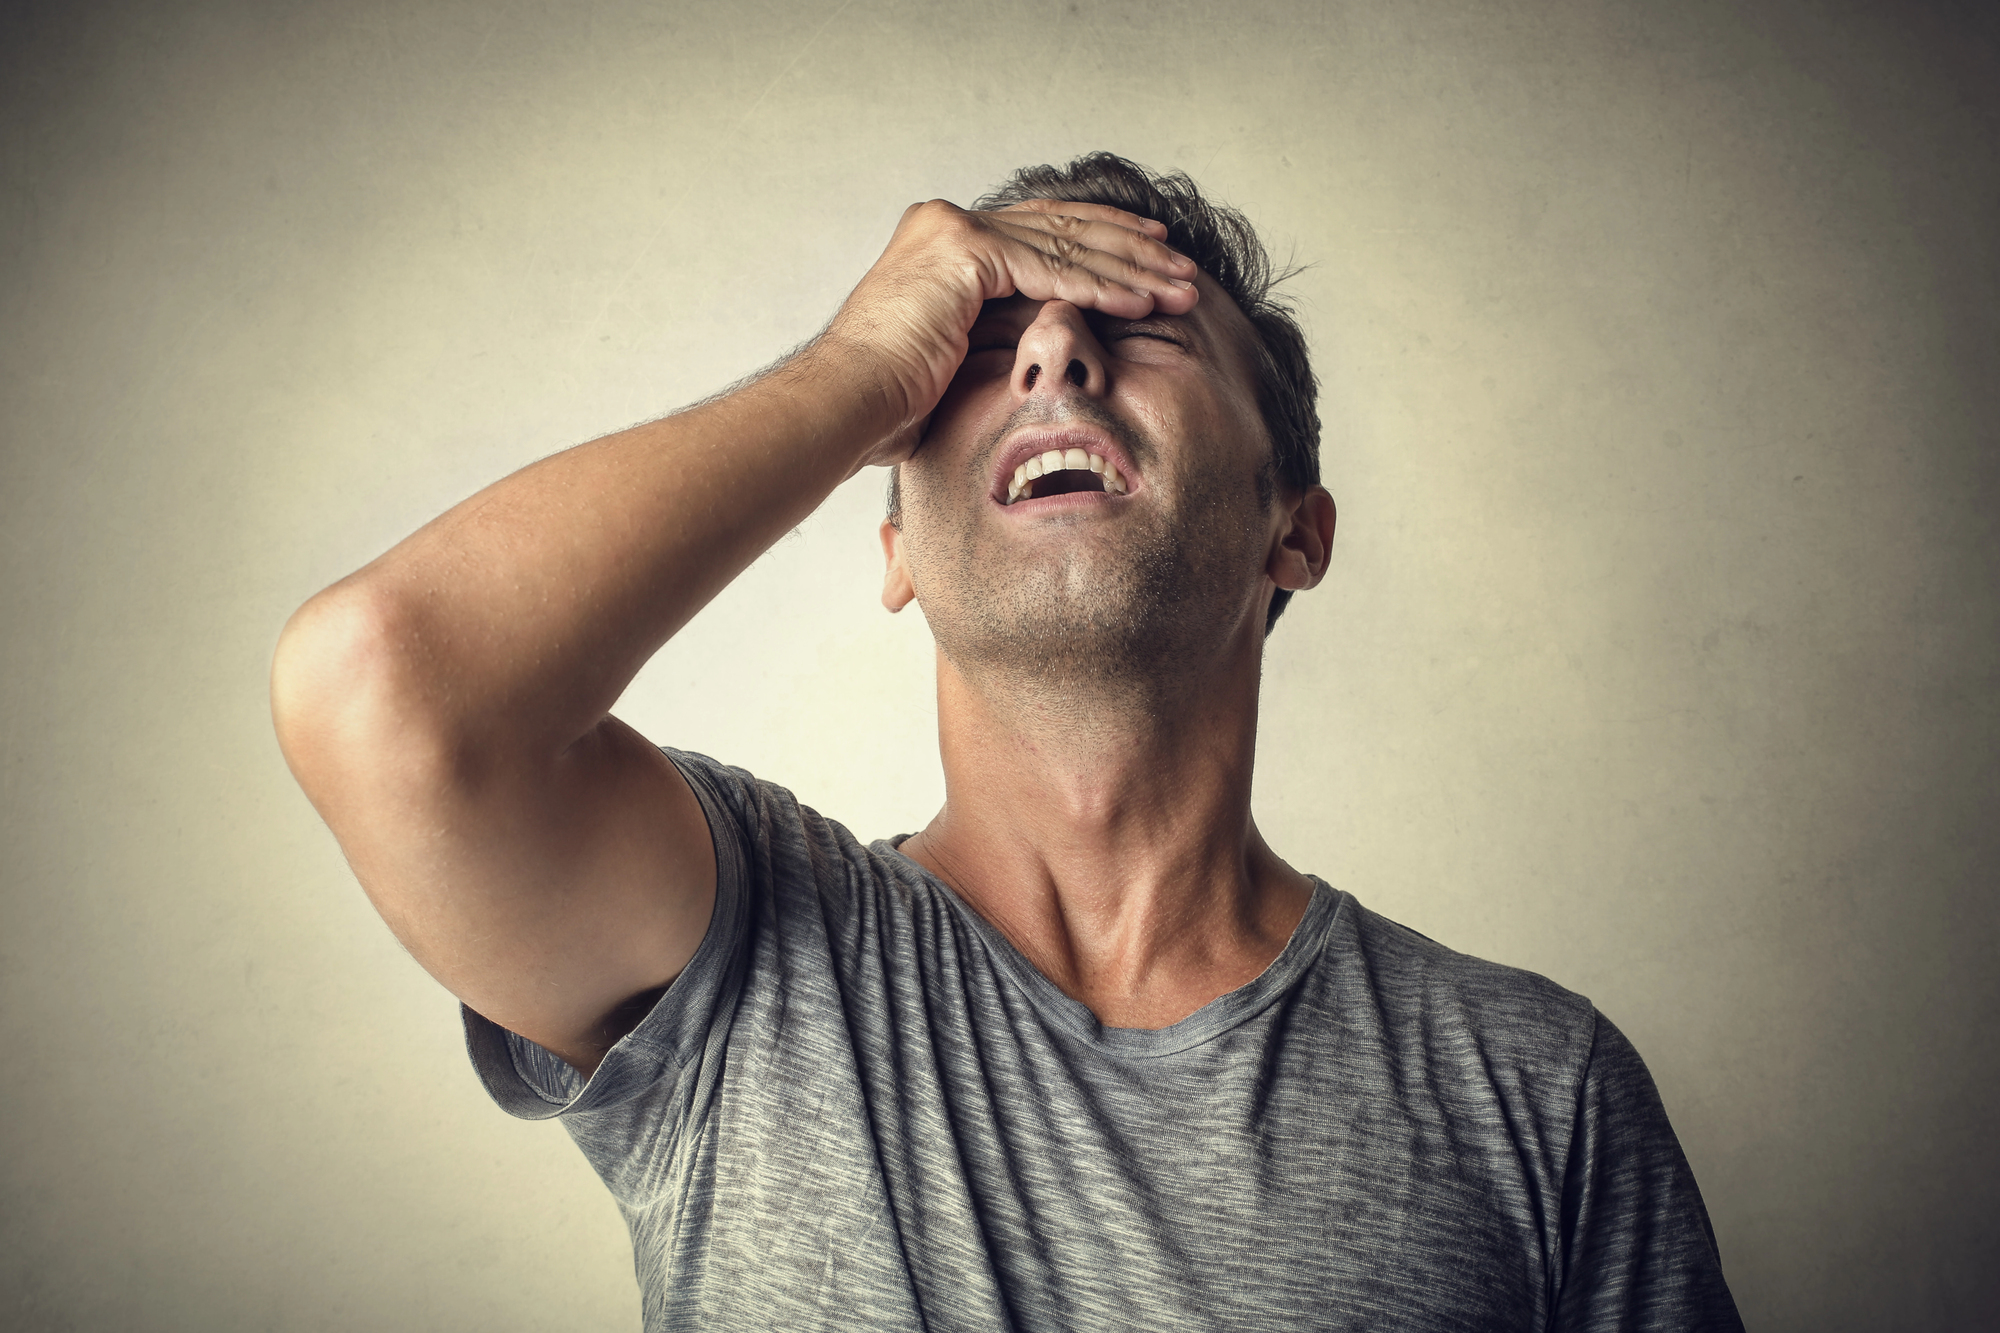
[269,199,1197,1073]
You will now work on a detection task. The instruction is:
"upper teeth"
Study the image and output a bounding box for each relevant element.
[1006,448,1128,504]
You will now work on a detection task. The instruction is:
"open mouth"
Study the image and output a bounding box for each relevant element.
[1004,447,1130,505]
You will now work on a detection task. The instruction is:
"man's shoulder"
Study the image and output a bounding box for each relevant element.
[660,746,915,901]
[1327,893,1602,1071]
[662,746,856,849]
[659,746,784,823]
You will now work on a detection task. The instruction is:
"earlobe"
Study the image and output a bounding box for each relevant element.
[1268,487,1337,592]
[879,519,916,612]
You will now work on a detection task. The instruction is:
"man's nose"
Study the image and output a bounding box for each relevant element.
[1011,301,1107,400]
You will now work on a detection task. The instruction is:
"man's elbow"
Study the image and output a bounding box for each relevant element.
[270,582,461,812]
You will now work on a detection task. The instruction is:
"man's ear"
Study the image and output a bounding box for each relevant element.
[880,518,916,612]
[1267,486,1337,592]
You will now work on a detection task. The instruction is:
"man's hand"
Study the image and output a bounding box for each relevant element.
[821,200,1199,466]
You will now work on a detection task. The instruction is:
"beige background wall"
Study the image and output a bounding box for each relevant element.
[3,0,1995,1328]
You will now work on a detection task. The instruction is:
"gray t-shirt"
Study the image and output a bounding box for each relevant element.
[465,749,1741,1331]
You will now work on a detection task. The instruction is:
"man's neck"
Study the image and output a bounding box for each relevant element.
[897,644,1314,1031]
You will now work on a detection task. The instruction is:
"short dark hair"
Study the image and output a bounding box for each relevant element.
[894,151,1322,634]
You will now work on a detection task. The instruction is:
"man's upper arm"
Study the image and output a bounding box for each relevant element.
[274,592,717,1075]
[1552,1014,1744,1331]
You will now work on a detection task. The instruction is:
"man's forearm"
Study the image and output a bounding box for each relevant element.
[273,339,897,772]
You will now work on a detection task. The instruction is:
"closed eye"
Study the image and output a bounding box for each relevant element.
[1108,328,1188,353]
[1094,316,1187,349]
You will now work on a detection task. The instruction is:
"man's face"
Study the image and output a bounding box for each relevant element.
[885,272,1286,697]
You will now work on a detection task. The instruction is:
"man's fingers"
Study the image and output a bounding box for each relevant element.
[998,197,1170,241]
[986,214,1197,317]
[826,196,1201,450]
[993,202,1192,280]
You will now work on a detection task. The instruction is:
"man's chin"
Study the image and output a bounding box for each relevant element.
[932,592,1205,701]
[912,508,1240,698]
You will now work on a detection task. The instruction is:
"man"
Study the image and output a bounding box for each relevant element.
[272,153,1742,1330]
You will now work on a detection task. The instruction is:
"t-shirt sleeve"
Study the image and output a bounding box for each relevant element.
[460,747,754,1122]
[1551,1013,1745,1332]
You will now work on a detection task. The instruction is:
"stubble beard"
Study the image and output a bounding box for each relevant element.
[903,432,1270,724]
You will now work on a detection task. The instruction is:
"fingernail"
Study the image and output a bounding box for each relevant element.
[1168,278,1193,289]
[1170,251,1193,266]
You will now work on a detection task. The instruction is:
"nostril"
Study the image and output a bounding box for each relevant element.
[1024,363,1041,391]
[1065,359,1087,387]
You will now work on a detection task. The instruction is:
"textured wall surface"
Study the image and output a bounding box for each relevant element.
[2,0,1995,1328]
